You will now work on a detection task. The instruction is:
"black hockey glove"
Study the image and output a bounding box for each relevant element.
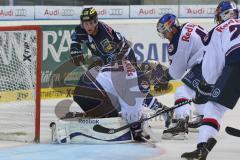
[193,80,213,104]
[149,99,173,128]
[70,43,84,66]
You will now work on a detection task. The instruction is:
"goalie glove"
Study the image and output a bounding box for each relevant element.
[193,80,213,104]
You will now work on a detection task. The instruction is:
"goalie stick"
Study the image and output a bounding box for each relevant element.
[225,126,240,137]
[93,99,192,134]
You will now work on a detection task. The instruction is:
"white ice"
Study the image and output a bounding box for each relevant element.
[0,95,240,160]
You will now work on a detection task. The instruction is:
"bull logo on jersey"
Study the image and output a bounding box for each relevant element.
[100,39,118,53]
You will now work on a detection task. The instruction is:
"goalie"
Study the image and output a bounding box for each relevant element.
[52,59,172,144]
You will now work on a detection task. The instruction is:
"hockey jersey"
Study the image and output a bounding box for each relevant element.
[86,60,149,122]
[202,18,240,84]
[71,21,133,64]
[168,22,208,79]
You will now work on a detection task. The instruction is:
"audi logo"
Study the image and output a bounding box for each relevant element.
[61,9,74,16]
[108,9,123,16]
[157,8,173,15]
[14,9,27,16]
[206,8,215,14]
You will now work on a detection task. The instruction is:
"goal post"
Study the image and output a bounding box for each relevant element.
[0,26,42,142]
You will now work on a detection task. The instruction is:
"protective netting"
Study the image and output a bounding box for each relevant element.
[0,29,38,142]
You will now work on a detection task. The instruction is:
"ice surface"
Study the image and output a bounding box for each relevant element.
[0,95,240,160]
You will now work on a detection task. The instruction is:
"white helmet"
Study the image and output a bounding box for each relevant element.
[215,1,239,24]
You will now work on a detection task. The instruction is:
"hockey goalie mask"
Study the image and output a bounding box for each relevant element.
[139,60,168,85]
[157,13,180,39]
[215,1,239,24]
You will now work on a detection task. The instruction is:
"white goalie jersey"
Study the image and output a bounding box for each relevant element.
[88,60,148,123]
[168,22,208,79]
[202,18,240,84]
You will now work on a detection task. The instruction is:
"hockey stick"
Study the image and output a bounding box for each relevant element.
[141,136,157,148]
[225,126,240,137]
[93,99,192,134]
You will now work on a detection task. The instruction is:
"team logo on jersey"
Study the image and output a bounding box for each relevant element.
[100,39,118,53]
[90,43,96,51]
[192,79,200,88]
[212,88,221,98]
[168,44,174,53]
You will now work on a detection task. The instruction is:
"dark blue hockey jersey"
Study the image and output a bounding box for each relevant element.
[70,21,136,65]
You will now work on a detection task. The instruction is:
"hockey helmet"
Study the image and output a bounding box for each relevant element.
[215,1,239,24]
[80,7,98,24]
[157,13,180,38]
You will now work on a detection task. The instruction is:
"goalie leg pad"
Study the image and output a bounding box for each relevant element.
[50,117,133,144]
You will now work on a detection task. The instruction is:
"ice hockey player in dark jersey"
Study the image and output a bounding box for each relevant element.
[70,7,136,67]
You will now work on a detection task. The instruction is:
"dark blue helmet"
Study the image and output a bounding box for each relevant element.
[157,13,180,38]
[215,1,239,24]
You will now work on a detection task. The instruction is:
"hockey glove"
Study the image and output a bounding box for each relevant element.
[193,80,213,104]
[70,43,84,66]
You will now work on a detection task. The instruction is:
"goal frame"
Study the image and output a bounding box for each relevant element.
[0,25,42,142]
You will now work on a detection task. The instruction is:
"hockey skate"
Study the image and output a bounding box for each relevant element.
[181,138,217,160]
[188,115,203,132]
[162,117,188,140]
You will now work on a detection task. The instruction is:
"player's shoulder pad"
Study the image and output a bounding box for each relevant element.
[202,26,216,46]
[180,22,198,43]
[71,25,88,42]
[98,21,115,38]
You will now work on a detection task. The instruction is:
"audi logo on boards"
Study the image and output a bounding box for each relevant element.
[108,9,123,16]
[61,9,74,16]
[14,9,27,16]
[206,8,215,14]
[157,8,173,15]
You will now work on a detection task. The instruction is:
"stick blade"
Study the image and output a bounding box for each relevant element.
[93,124,115,134]
[225,126,240,137]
